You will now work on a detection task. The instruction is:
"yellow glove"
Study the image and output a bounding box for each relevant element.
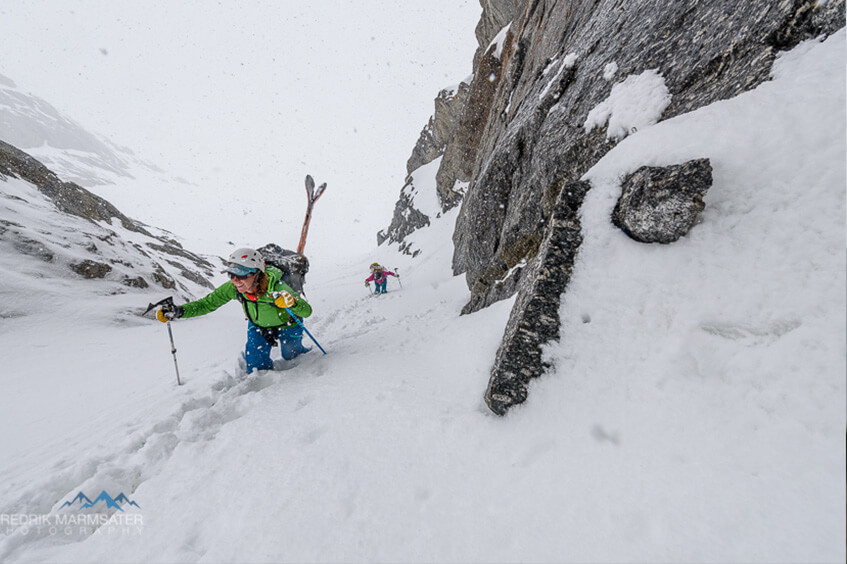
[274,291,296,308]
[156,305,182,323]
[156,304,185,323]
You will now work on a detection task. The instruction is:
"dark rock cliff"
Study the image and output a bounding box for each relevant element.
[454,0,844,314]
[378,0,523,248]
[384,0,845,413]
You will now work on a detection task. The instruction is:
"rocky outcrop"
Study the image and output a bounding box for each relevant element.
[378,0,523,252]
[612,159,713,244]
[454,0,844,317]
[406,84,471,176]
[378,84,469,251]
[376,176,431,255]
[484,160,711,413]
[382,0,844,414]
[485,180,588,415]
[473,0,842,414]
[473,0,525,69]
[0,140,216,297]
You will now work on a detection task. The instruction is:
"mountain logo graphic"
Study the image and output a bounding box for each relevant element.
[60,490,141,511]
[60,491,93,509]
[113,492,141,509]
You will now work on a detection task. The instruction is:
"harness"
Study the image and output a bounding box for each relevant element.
[235,292,297,346]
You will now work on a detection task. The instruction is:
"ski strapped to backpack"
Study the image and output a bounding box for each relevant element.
[297,174,327,255]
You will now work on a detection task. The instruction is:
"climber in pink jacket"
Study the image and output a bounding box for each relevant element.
[365,262,398,294]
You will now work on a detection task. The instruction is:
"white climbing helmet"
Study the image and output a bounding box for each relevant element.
[225,247,265,274]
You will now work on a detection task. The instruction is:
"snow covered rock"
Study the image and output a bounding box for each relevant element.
[376,176,431,254]
[454,0,845,317]
[0,140,216,306]
[379,84,470,252]
[612,159,712,244]
[459,0,843,414]
[473,0,524,69]
[378,0,843,413]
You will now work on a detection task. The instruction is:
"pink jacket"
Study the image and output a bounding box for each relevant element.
[365,270,395,284]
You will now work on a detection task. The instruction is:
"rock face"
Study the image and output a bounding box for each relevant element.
[453,0,844,318]
[378,1,524,251]
[376,175,433,255]
[0,140,216,300]
[405,84,471,177]
[612,159,713,244]
[485,180,588,415]
[437,37,511,212]
[473,0,525,69]
[380,0,844,414]
[378,83,470,251]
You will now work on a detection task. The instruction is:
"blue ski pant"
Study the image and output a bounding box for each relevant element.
[373,279,388,294]
[244,321,310,373]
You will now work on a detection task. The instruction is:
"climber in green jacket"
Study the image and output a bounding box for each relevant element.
[156,247,312,373]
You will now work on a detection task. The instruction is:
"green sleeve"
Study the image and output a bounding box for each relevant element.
[180,282,238,318]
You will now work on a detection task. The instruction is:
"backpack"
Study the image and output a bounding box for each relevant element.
[257,243,309,294]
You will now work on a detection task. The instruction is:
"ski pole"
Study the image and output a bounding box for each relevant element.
[394,267,403,289]
[165,320,183,385]
[143,297,183,385]
[286,308,327,355]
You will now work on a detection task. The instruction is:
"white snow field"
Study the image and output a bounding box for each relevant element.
[0,26,844,564]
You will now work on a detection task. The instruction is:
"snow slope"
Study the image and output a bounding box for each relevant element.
[0,30,844,564]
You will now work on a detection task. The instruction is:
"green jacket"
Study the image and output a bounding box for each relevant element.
[181,265,312,328]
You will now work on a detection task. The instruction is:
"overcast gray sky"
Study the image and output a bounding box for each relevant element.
[0,1,481,257]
